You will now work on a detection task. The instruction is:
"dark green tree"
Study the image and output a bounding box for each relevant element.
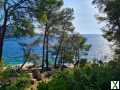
[0,0,36,61]
[92,0,120,59]
[69,33,91,62]
[53,8,75,67]
[61,33,91,67]
[34,0,63,70]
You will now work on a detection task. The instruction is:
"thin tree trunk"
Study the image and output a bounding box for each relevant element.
[60,47,63,65]
[60,46,64,70]
[42,27,47,70]
[45,31,49,69]
[0,30,4,61]
[19,48,31,70]
[54,37,63,67]
[62,47,65,66]
[19,60,27,70]
[75,50,77,61]
[45,24,49,69]
[74,50,79,67]
[54,32,65,67]
[78,49,80,61]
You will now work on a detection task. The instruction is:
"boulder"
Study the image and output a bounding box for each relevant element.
[32,69,41,81]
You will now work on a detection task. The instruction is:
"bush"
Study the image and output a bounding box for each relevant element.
[37,81,48,90]
[0,68,17,79]
[0,60,4,72]
[37,71,74,90]
[37,61,120,90]
[0,69,31,90]
[0,78,31,90]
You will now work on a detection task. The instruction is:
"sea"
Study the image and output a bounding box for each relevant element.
[2,34,113,64]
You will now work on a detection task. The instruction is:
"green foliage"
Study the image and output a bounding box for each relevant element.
[63,50,74,63]
[83,44,91,51]
[48,71,73,90]
[37,81,48,90]
[13,18,35,37]
[35,0,63,23]
[0,69,17,79]
[93,0,120,59]
[0,60,3,70]
[38,71,73,90]
[37,60,120,90]
[1,78,31,90]
[0,69,31,90]
[79,59,87,67]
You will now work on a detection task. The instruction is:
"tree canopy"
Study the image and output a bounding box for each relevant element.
[93,0,120,59]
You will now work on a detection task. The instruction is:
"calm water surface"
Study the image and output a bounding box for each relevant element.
[3,34,113,64]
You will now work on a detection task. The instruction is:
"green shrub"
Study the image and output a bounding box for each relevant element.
[37,71,74,90]
[0,69,31,90]
[37,82,48,90]
[0,69,17,79]
[0,78,31,90]
[37,61,120,90]
[0,60,4,72]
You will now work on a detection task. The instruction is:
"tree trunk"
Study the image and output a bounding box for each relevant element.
[42,27,47,70]
[54,37,63,67]
[74,50,79,67]
[62,47,65,66]
[75,50,77,61]
[0,12,8,61]
[19,47,31,71]
[78,49,80,61]
[60,46,64,70]
[45,24,49,69]
[60,47,63,65]
[54,32,65,67]
[0,30,4,61]
[45,31,49,69]
[19,60,27,70]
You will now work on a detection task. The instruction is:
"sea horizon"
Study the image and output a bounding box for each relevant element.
[2,34,113,64]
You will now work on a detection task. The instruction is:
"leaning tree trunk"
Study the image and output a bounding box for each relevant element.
[54,37,63,67]
[0,11,8,61]
[19,60,27,70]
[19,48,31,70]
[54,31,65,68]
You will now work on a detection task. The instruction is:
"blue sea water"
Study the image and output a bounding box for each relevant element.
[2,34,113,64]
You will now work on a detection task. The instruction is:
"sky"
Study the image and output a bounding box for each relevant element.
[64,0,102,34]
[0,0,102,34]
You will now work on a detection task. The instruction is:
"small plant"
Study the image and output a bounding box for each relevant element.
[37,81,48,90]
[0,60,4,72]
